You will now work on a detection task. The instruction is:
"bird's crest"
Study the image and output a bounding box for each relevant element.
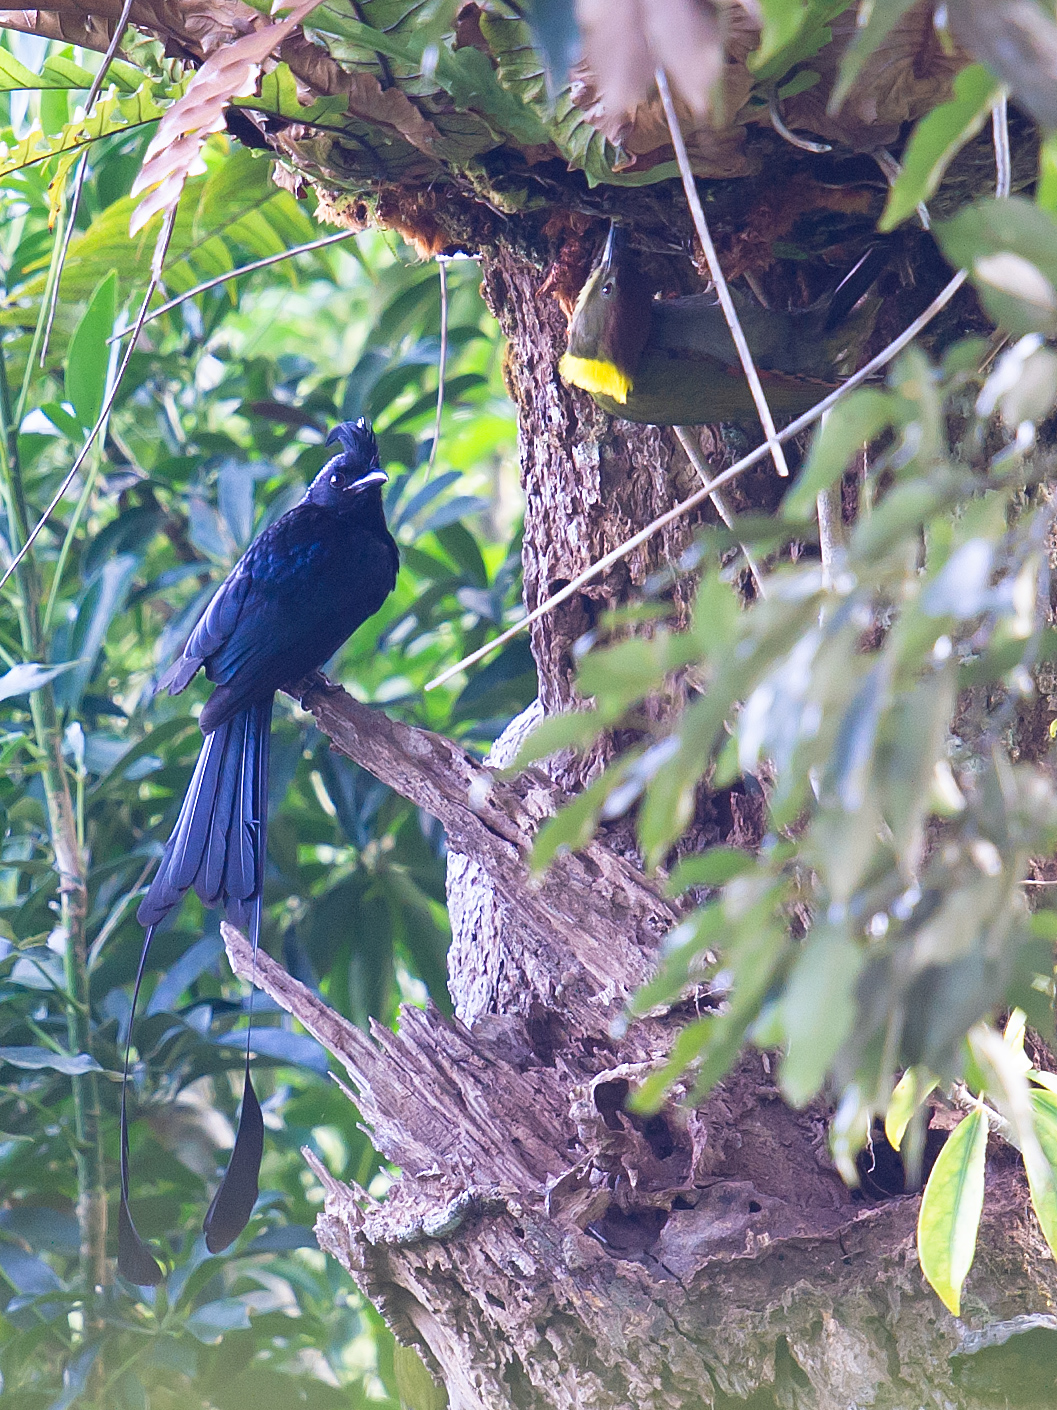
[325,416,380,467]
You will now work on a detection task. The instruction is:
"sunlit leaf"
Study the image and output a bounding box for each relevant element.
[880,65,1002,232]
[886,1067,938,1151]
[917,1104,987,1316]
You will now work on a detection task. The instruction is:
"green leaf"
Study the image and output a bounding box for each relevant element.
[0,49,77,91]
[512,708,605,769]
[0,80,174,181]
[1023,1090,1057,1260]
[65,270,117,430]
[185,1297,253,1343]
[0,1045,102,1075]
[880,65,1002,232]
[886,1067,939,1151]
[780,923,864,1106]
[0,661,77,700]
[749,0,851,82]
[393,1343,447,1410]
[783,389,904,521]
[917,1104,988,1316]
[38,402,83,440]
[666,847,757,894]
[530,764,631,872]
[937,196,1057,338]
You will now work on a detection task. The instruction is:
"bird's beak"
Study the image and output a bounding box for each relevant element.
[602,222,617,265]
[353,469,388,492]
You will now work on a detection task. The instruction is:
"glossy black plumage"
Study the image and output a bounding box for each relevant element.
[119,418,398,1284]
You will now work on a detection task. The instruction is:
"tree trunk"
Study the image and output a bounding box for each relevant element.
[219,216,1057,1404]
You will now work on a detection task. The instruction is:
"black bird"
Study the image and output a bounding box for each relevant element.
[119,418,399,1285]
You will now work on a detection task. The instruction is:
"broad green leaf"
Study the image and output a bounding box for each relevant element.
[780,923,864,1106]
[65,270,117,430]
[880,65,1002,232]
[0,81,174,180]
[917,1104,987,1315]
[531,764,631,872]
[394,1344,448,1410]
[0,660,77,700]
[0,49,78,91]
[886,1067,939,1151]
[1027,1090,1057,1259]
[1038,131,1057,214]
[0,1045,102,1075]
[512,708,605,769]
[38,402,83,440]
[937,196,1057,338]
[185,1297,253,1343]
[784,389,904,521]
[577,635,672,716]
[630,902,728,1015]
[749,0,852,82]
[666,847,757,894]
[970,1024,1057,1259]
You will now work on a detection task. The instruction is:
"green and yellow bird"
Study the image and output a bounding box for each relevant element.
[558,225,883,426]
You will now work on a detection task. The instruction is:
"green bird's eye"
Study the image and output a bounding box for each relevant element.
[601,281,613,297]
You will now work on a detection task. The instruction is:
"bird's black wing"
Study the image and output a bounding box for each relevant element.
[158,560,253,696]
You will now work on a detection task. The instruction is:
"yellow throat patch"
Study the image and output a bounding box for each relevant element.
[558,352,631,405]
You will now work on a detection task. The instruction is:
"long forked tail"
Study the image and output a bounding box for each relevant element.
[137,698,273,929]
[119,699,272,1284]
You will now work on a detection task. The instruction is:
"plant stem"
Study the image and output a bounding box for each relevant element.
[0,347,106,1292]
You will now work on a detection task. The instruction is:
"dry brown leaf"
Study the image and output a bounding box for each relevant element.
[0,8,115,50]
[345,72,442,156]
[779,1,966,153]
[570,2,756,179]
[129,0,322,237]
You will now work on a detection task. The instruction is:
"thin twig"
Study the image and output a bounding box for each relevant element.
[425,269,967,692]
[0,206,178,596]
[107,230,355,343]
[768,93,830,153]
[993,92,1011,199]
[655,66,790,479]
[39,0,136,367]
[425,253,449,480]
[872,149,930,231]
[816,483,844,589]
[672,425,767,598]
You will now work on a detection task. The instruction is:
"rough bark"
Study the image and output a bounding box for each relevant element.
[229,692,1057,1410]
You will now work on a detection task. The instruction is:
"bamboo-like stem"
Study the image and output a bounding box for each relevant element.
[0,349,105,1291]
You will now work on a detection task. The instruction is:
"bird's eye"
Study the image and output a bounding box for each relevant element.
[601,281,613,297]
[329,471,346,490]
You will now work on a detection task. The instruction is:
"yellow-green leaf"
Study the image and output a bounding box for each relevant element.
[886,1067,938,1151]
[917,1105,988,1316]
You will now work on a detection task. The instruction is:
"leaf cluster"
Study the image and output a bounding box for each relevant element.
[0,30,527,1408]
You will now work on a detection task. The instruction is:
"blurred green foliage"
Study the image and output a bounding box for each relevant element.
[0,28,528,1409]
[518,189,1057,1313]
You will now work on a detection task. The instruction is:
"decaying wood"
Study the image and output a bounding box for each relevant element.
[225,894,1057,1410]
[227,687,1057,1410]
[295,683,678,1032]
